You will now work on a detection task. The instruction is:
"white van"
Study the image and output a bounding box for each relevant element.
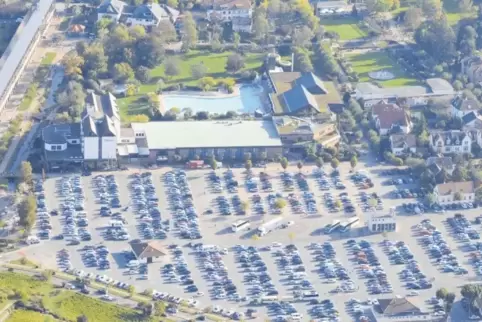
[126,260,140,268]
[109,220,124,227]
[26,236,40,244]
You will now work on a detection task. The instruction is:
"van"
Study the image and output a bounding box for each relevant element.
[109,220,124,227]
[260,296,278,303]
[126,260,140,268]
[26,236,40,244]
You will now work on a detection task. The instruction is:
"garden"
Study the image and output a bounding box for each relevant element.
[344,50,419,87]
[319,17,368,40]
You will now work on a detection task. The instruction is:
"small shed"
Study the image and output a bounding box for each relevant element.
[130,240,168,264]
[68,24,86,36]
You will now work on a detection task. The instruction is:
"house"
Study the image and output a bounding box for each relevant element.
[267,71,342,116]
[124,3,179,27]
[371,102,411,135]
[204,0,253,32]
[434,181,475,205]
[366,208,397,233]
[426,157,455,176]
[452,96,479,119]
[356,78,455,108]
[375,297,421,316]
[461,111,482,131]
[97,0,178,27]
[316,0,352,16]
[67,24,86,36]
[81,92,121,165]
[97,0,126,22]
[273,116,340,147]
[461,56,482,84]
[130,240,168,264]
[429,130,474,155]
[41,123,83,170]
[390,134,416,155]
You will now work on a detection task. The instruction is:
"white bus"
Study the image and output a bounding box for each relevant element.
[231,220,250,232]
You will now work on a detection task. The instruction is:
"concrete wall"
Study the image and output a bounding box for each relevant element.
[101,136,117,159]
[83,137,99,160]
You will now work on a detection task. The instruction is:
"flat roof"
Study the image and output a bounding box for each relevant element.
[131,120,283,150]
[0,0,54,101]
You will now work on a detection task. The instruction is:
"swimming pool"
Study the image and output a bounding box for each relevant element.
[161,85,264,115]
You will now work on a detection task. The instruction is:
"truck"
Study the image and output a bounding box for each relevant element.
[257,217,283,236]
[339,217,360,232]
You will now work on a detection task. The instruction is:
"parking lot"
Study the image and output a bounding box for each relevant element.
[16,160,482,321]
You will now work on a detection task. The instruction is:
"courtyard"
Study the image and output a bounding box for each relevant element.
[11,158,481,321]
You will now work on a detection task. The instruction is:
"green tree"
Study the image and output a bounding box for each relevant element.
[280,157,288,171]
[17,195,37,231]
[315,157,323,169]
[191,63,208,79]
[241,200,249,213]
[127,285,136,296]
[330,158,340,170]
[182,12,198,49]
[274,198,287,209]
[135,66,150,83]
[226,54,245,73]
[454,192,462,201]
[233,32,241,50]
[446,292,456,304]
[293,47,313,72]
[245,160,252,171]
[198,77,217,91]
[164,58,181,79]
[210,159,218,170]
[20,161,33,186]
[62,52,84,77]
[436,288,449,300]
[112,62,134,82]
[350,156,358,170]
[297,161,303,172]
[424,193,437,206]
[452,166,468,181]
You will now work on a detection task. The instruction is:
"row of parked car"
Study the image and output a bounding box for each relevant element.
[35,179,51,240]
[59,176,90,245]
[163,245,198,294]
[315,169,345,190]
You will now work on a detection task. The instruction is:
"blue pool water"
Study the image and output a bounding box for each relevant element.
[161,85,264,114]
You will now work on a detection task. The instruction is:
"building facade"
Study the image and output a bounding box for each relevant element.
[366,209,397,233]
[429,130,474,155]
[461,56,482,84]
[205,0,253,32]
[390,134,416,156]
[434,181,475,205]
[371,102,412,135]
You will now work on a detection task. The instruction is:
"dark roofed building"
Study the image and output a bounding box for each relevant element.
[282,85,320,114]
[372,102,412,135]
[376,297,421,316]
[130,240,168,264]
[426,157,455,176]
[41,123,83,169]
[295,72,328,94]
[389,134,416,155]
[452,96,479,118]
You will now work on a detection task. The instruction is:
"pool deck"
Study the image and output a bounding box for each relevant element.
[161,85,242,98]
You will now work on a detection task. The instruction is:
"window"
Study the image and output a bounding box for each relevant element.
[135,132,145,137]
[121,139,130,143]
[464,146,469,151]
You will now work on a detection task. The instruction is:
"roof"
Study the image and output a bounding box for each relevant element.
[426,157,454,170]
[390,134,416,149]
[130,241,168,259]
[202,0,251,10]
[295,72,328,94]
[118,144,139,156]
[356,78,454,100]
[376,297,421,316]
[44,145,83,162]
[69,24,86,32]
[0,0,54,104]
[42,123,81,144]
[282,85,319,113]
[131,4,171,21]
[86,92,119,122]
[430,130,473,146]
[452,96,479,111]
[372,103,409,129]
[435,181,475,195]
[316,1,348,9]
[273,116,314,135]
[98,0,126,14]
[130,120,283,149]
[462,111,478,125]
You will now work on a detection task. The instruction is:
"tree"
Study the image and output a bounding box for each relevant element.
[17,195,36,231]
[112,62,134,82]
[297,161,303,172]
[293,47,313,72]
[452,166,468,181]
[404,8,423,30]
[56,80,86,119]
[20,161,33,186]
[292,26,313,48]
[416,0,442,18]
[226,54,245,73]
[134,34,165,68]
[245,160,252,171]
[210,159,218,170]
[446,292,456,304]
[415,19,455,63]
[198,77,217,91]
[461,284,482,300]
[182,12,198,49]
[128,285,136,296]
[424,193,437,206]
[350,156,358,170]
[334,200,342,208]
[155,21,177,43]
[454,192,462,201]
[315,157,323,169]
[331,158,340,170]
[274,198,287,209]
[191,63,208,79]
[252,7,268,41]
[62,53,84,77]
[77,315,88,322]
[233,32,240,50]
[280,157,288,171]
[135,66,150,83]
[241,200,249,212]
[164,58,181,79]
[436,288,449,300]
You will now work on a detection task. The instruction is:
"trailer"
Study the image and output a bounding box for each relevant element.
[340,217,360,232]
[324,220,340,234]
[257,217,283,236]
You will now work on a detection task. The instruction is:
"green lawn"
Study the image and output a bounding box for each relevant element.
[0,272,52,297]
[40,52,56,66]
[6,310,56,322]
[117,50,264,120]
[445,11,477,27]
[42,291,152,322]
[345,51,418,87]
[319,17,367,40]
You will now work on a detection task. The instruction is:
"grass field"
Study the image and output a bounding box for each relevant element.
[319,17,367,40]
[42,291,152,322]
[6,310,56,322]
[445,11,477,26]
[0,272,52,297]
[117,50,264,120]
[345,51,418,87]
[40,52,56,66]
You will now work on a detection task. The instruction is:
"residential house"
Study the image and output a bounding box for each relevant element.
[97,0,126,22]
[434,181,475,205]
[429,130,474,155]
[41,123,83,170]
[316,1,352,15]
[272,116,340,147]
[204,0,253,32]
[356,78,455,108]
[267,71,342,117]
[81,92,121,165]
[461,56,482,84]
[461,111,482,131]
[389,134,416,156]
[426,157,455,176]
[371,102,411,135]
[452,96,479,119]
[97,0,179,27]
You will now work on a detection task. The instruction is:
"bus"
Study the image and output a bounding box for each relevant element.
[339,217,359,233]
[231,220,250,232]
[324,220,340,234]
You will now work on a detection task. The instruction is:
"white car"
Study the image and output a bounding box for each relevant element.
[408,291,419,296]
[272,242,283,247]
[287,221,294,226]
[290,313,303,321]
